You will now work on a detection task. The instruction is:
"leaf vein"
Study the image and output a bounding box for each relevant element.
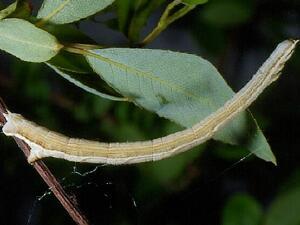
[87,50,211,105]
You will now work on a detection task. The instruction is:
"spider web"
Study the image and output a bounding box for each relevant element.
[25,150,255,225]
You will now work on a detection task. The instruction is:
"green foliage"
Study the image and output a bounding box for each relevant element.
[43,23,95,43]
[116,0,166,42]
[222,172,300,225]
[137,145,202,194]
[265,170,300,224]
[0,18,62,62]
[86,48,275,163]
[37,0,116,24]
[0,1,17,19]
[1,0,299,224]
[48,51,92,73]
[0,0,280,181]
[8,0,31,19]
[182,0,209,6]
[201,0,253,28]
[213,144,249,161]
[46,50,126,101]
[47,64,126,101]
[222,193,263,225]
[265,188,300,225]
[115,0,135,34]
[0,0,32,20]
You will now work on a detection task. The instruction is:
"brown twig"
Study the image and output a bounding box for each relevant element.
[0,97,89,225]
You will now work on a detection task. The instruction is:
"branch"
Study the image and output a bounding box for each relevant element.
[140,0,195,46]
[0,97,89,225]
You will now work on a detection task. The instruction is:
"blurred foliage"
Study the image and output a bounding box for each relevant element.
[222,193,263,225]
[115,0,166,42]
[222,171,300,225]
[264,188,300,225]
[0,0,300,225]
[201,0,254,28]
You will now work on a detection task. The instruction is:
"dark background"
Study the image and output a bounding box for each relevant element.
[0,0,300,224]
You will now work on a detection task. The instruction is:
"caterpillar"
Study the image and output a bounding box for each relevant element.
[2,39,298,165]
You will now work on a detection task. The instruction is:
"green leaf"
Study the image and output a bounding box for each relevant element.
[85,48,276,164]
[222,193,263,225]
[182,0,208,6]
[48,52,126,101]
[265,188,300,225]
[115,0,167,42]
[37,0,116,24]
[0,1,17,20]
[127,0,166,42]
[0,18,62,62]
[46,63,127,101]
[115,0,134,33]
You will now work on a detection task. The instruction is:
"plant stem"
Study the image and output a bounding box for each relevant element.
[140,0,195,46]
[0,97,89,225]
[66,43,105,50]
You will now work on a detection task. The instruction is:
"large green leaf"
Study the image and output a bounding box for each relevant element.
[265,188,300,225]
[0,18,62,62]
[47,51,126,101]
[222,193,263,225]
[37,0,115,24]
[85,48,276,164]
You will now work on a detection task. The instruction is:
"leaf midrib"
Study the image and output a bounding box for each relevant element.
[0,32,59,51]
[87,50,212,105]
[41,0,71,21]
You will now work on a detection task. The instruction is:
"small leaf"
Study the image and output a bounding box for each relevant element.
[46,63,127,101]
[114,0,167,42]
[37,0,116,24]
[0,18,62,62]
[86,48,276,163]
[115,0,134,33]
[0,1,17,20]
[222,193,263,225]
[182,0,208,6]
[265,188,300,225]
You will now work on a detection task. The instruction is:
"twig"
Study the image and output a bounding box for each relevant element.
[0,97,89,225]
[140,0,195,46]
